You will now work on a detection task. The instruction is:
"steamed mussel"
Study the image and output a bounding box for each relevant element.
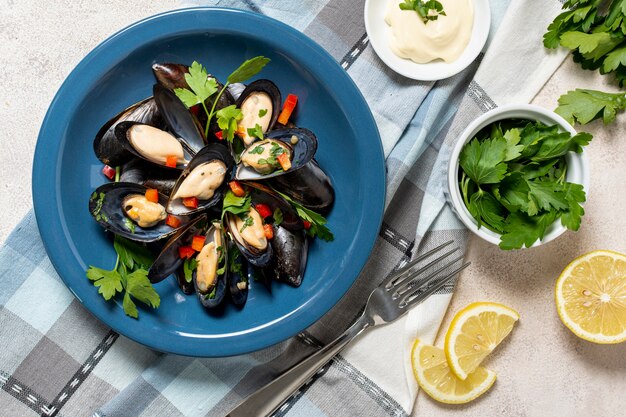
[88,56,335,316]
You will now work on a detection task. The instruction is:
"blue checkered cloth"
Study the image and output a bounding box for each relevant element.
[0,0,569,416]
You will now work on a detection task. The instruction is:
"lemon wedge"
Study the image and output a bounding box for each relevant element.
[555,250,626,344]
[444,302,519,380]
[411,339,496,404]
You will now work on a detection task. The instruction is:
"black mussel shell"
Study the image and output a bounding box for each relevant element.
[193,223,228,309]
[235,80,281,144]
[227,241,249,306]
[267,159,335,215]
[269,226,308,287]
[235,128,318,181]
[94,97,164,166]
[152,63,189,90]
[176,269,196,295]
[153,83,206,154]
[166,144,234,216]
[120,158,181,196]
[115,121,193,170]
[89,182,187,243]
[148,215,208,283]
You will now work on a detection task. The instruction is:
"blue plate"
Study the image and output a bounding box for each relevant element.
[32,8,385,357]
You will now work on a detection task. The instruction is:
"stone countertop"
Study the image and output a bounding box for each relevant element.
[1,2,624,416]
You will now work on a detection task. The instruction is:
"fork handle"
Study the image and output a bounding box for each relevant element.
[226,315,372,417]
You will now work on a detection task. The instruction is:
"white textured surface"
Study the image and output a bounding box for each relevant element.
[1,2,625,416]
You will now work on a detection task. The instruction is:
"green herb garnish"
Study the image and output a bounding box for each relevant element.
[458,120,591,250]
[249,145,265,155]
[222,190,252,219]
[273,208,283,227]
[123,217,136,233]
[399,0,446,23]
[174,57,270,138]
[240,215,254,233]
[276,191,334,241]
[247,123,265,141]
[183,257,198,283]
[216,105,243,142]
[555,88,626,125]
[258,109,268,117]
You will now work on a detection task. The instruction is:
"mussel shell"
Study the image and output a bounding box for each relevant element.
[148,215,208,283]
[235,128,318,181]
[94,97,164,166]
[244,182,304,231]
[153,83,206,154]
[269,226,308,287]
[120,158,181,196]
[176,269,196,295]
[152,63,189,90]
[89,182,187,243]
[226,212,273,268]
[193,223,228,309]
[227,241,249,306]
[267,159,335,215]
[235,79,281,134]
[166,144,234,216]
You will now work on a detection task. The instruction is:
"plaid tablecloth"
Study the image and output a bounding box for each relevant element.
[0,0,569,416]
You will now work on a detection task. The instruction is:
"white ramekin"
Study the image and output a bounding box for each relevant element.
[447,104,590,248]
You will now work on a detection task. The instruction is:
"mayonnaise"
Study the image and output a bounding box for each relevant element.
[385,0,474,64]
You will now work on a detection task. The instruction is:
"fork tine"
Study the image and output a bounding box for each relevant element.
[387,247,459,291]
[392,253,464,298]
[382,240,454,289]
[398,261,471,309]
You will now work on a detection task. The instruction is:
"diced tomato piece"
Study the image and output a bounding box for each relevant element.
[191,235,206,252]
[277,94,298,125]
[215,131,224,140]
[102,165,116,180]
[263,224,274,240]
[229,181,245,197]
[165,155,178,168]
[182,197,199,209]
[166,214,181,228]
[277,153,291,171]
[255,203,272,219]
[144,188,159,203]
[178,246,195,259]
[303,220,311,230]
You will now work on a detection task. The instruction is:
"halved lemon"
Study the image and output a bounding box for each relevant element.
[444,302,519,380]
[555,250,626,344]
[411,339,496,404]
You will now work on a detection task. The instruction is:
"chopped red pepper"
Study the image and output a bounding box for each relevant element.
[190,104,200,116]
[144,188,159,203]
[102,165,116,180]
[166,214,181,228]
[178,246,195,259]
[182,197,199,209]
[165,155,178,168]
[229,181,245,197]
[263,224,274,240]
[215,131,224,140]
[277,94,298,125]
[277,152,291,171]
[255,203,272,219]
[191,235,206,252]
[303,220,311,230]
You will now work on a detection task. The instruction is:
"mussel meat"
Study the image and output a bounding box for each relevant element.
[193,222,228,309]
[235,80,281,146]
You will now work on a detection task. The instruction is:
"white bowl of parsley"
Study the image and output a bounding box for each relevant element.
[448,104,590,250]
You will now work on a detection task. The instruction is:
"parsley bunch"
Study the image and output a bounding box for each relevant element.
[86,236,160,318]
[399,0,446,23]
[458,120,591,250]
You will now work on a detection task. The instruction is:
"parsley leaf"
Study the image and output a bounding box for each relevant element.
[258,109,268,117]
[247,124,264,141]
[467,190,506,233]
[459,137,508,185]
[183,258,198,283]
[276,191,334,241]
[216,105,243,142]
[503,128,524,161]
[227,56,271,84]
[499,211,558,250]
[273,208,283,226]
[222,190,252,218]
[125,269,160,309]
[560,182,586,230]
[556,89,626,125]
[174,61,218,107]
[399,0,446,23]
[86,266,123,300]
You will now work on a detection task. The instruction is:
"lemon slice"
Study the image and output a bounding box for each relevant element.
[555,250,626,344]
[411,339,496,404]
[444,302,519,380]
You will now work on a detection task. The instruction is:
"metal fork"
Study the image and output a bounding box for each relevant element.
[226,241,469,417]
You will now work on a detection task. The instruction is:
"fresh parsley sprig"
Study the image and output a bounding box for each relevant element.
[222,189,252,219]
[275,191,334,241]
[86,235,160,318]
[555,88,626,125]
[458,120,591,250]
[174,57,270,139]
[399,0,446,24]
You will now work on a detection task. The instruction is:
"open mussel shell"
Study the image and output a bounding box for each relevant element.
[226,211,273,268]
[235,80,281,144]
[166,144,234,216]
[269,226,308,287]
[115,121,194,170]
[147,214,208,283]
[235,128,318,181]
[244,182,304,231]
[153,83,206,154]
[89,182,187,243]
[227,241,249,306]
[120,158,181,196]
[267,159,335,215]
[152,63,189,90]
[94,97,164,166]
[193,222,228,309]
